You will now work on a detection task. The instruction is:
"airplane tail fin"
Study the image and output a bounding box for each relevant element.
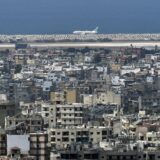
[94,27,99,32]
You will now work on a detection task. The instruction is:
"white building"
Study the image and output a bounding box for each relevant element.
[121,68,140,75]
[7,135,30,155]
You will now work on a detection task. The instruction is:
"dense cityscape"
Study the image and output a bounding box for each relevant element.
[0,35,160,159]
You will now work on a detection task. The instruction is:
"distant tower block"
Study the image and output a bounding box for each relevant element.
[106,74,111,90]
[138,96,142,110]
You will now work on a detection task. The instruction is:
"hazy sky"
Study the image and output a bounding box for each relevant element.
[0,0,160,34]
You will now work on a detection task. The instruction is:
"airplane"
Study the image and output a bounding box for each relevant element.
[73,27,99,35]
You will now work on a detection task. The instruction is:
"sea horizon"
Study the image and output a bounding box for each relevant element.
[0,0,160,34]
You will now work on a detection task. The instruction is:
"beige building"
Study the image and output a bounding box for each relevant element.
[49,103,84,128]
[14,54,31,65]
[64,88,77,104]
[82,91,121,106]
[83,94,94,105]
[110,63,121,73]
[48,126,113,149]
[26,59,35,65]
[50,92,65,104]
[50,88,77,104]
[94,90,121,106]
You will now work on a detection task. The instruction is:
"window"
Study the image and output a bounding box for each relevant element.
[80,113,83,117]
[2,136,6,141]
[102,131,107,135]
[43,108,48,111]
[82,131,88,135]
[45,113,49,117]
[62,137,69,142]
[77,131,81,135]
[62,132,69,136]
[84,153,98,159]
[37,121,41,125]
[51,137,55,141]
[61,154,68,159]
[70,154,77,159]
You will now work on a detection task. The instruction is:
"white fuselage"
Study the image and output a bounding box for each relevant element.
[73,30,97,35]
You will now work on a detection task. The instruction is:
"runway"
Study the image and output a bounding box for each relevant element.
[0,41,160,49]
[0,44,15,49]
[28,41,160,49]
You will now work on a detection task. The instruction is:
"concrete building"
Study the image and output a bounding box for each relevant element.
[7,134,32,159]
[64,88,77,104]
[110,64,121,73]
[0,132,7,156]
[50,92,65,104]
[7,135,30,155]
[48,126,112,149]
[5,114,44,134]
[94,90,121,106]
[29,132,49,160]
[0,101,17,128]
[49,103,84,127]
[83,95,94,105]
[50,88,77,104]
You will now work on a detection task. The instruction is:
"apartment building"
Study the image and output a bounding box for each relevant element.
[49,103,84,128]
[29,132,49,160]
[94,90,121,106]
[0,132,7,156]
[48,126,112,149]
[5,114,44,134]
[0,101,16,128]
[50,88,77,104]
[50,92,65,104]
